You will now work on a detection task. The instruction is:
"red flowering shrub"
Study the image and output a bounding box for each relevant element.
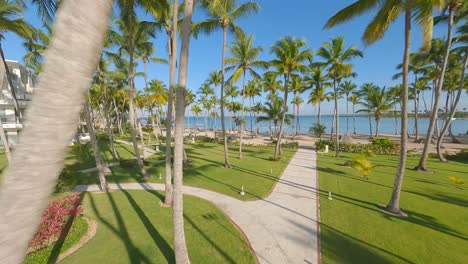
[28,193,83,252]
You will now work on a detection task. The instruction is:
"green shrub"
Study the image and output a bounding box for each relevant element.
[282,141,299,149]
[315,137,398,155]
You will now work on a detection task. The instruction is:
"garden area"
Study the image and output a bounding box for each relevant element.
[317,152,468,263]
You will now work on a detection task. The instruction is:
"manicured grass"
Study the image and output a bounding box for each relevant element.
[317,153,468,263]
[61,190,256,264]
[62,139,296,200]
[24,217,88,264]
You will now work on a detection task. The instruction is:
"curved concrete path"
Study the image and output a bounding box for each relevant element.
[75,147,319,264]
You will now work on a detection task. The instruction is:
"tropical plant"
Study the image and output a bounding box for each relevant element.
[310,123,326,140]
[358,86,394,137]
[349,93,359,134]
[243,79,261,138]
[193,0,260,168]
[291,95,303,136]
[269,36,312,159]
[257,97,294,139]
[351,154,374,180]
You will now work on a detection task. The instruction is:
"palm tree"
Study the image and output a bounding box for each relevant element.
[417,0,464,171]
[257,97,294,139]
[148,0,179,207]
[191,105,202,130]
[437,18,468,161]
[173,0,193,261]
[0,1,113,262]
[326,0,440,215]
[225,32,266,159]
[359,86,393,137]
[339,80,357,135]
[146,79,168,141]
[262,72,282,101]
[198,83,214,135]
[23,24,51,75]
[244,79,261,138]
[206,70,222,133]
[388,85,403,135]
[305,64,331,127]
[317,37,362,157]
[270,36,312,159]
[358,83,377,137]
[109,17,157,178]
[193,0,260,168]
[349,93,359,134]
[251,101,263,135]
[289,75,303,135]
[291,95,303,135]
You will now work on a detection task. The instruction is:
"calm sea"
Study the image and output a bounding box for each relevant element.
[180,115,468,136]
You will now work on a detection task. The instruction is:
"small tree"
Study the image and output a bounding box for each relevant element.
[351,153,374,180]
[310,123,326,140]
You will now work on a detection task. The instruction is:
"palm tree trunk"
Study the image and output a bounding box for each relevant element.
[386,7,411,214]
[437,53,467,161]
[414,89,419,140]
[394,104,398,135]
[127,18,147,177]
[221,27,231,168]
[375,117,380,138]
[296,105,300,135]
[346,96,349,134]
[85,101,108,192]
[368,110,373,137]
[136,108,146,160]
[250,97,253,139]
[274,72,290,159]
[0,1,112,262]
[163,0,179,207]
[239,70,246,159]
[416,7,454,171]
[318,101,321,126]
[334,80,340,158]
[353,102,356,134]
[173,0,193,262]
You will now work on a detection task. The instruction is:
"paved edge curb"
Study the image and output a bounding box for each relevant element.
[315,150,322,264]
[56,218,97,262]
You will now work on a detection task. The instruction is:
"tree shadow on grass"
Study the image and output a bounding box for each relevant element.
[184,214,237,264]
[325,191,468,242]
[120,189,174,263]
[87,192,153,263]
[320,223,415,264]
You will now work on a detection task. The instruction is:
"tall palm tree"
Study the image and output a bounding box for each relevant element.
[358,83,377,137]
[148,0,179,206]
[291,95,304,136]
[198,83,214,135]
[317,37,362,157]
[289,75,303,135]
[109,17,157,177]
[326,0,440,215]
[173,0,193,261]
[305,64,331,127]
[388,85,403,135]
[257,97,294,138]
[261,72,282,101]
[0,1,113,262]
[251,101,263,135]
[339,80,357,134]
[191,105,202,130]
[270,36,312,159]
[193,0,260,168]
[437,18,468,161]
[417,0,464,171]
[206,70,222,133]
[146,79,168,141]
[225,32,266,159]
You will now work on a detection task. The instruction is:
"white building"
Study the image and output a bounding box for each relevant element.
[0,60,37,146]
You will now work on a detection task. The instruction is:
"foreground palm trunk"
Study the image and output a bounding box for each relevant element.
[0,1,112,262]
[173,0,193,262]
[84,102,108,192]
[274,73,290,159]
[437,53,467,161]
[164,0,179,206]
[386,8,411,214]
[221,27,231,168]
[239,71,246,159]
[334,80,340,158]
[416,7,455,171]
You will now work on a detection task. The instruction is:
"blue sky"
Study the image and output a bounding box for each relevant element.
[3,0,467,115]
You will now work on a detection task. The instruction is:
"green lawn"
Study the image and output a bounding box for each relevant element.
[62,139,296,200]
[317,153,468,264]
[60,190,255,264]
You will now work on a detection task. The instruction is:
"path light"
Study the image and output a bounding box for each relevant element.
[270,168,273,175]
[240,186,245,196]
[328,192,333,200]
[325,145,329,153]
[159,173,162,180]
[156,145,160,152]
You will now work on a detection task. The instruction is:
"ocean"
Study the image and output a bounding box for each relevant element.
[181,115,468,136]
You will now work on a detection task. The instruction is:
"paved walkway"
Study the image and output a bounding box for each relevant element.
[75,147,320,264]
